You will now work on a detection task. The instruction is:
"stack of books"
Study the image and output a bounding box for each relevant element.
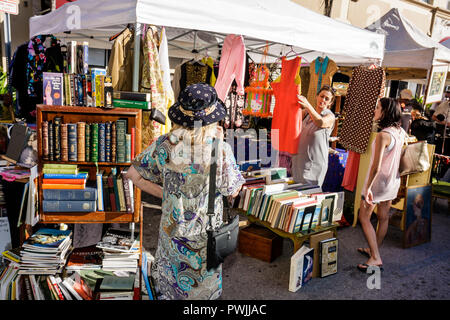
[42,165,97,212]
[42,119,134,163]
[96,228,140,273]
[112,91,151,110]
[19,228,73,275]
[96,168,134,213]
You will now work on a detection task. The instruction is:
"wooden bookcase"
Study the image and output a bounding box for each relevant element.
[36,105,142,224]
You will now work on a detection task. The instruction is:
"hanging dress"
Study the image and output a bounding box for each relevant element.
[271,56,303,155]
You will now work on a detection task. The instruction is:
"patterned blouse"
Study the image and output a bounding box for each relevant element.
[132,134,244,300]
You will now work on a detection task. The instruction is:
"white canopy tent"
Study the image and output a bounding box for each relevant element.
[29,0,385,66]
[366,8,450,70]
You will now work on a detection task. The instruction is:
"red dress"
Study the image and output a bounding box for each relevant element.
[271,56,302,154]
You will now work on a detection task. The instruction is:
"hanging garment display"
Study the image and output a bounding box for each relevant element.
[338,66,386,154]
[243,65,273,118]
[107,27,135,91]
[214,34,246,101]
[140,25,167,149]
[223,83,245,129]
[271,56,303,154]
[306,57,337,108]
[158,27,174,136]
[201,56,217,86]
[10,35,63,122]
[180,61,213,91]
[341,150,360,192]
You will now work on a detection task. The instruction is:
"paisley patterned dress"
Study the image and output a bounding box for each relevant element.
[132,134,244,300]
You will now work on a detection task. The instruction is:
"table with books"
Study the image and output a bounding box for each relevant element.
[236,168,343,254]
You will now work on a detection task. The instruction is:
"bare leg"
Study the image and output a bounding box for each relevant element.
[358,198,383,266]
[375,200,391,247]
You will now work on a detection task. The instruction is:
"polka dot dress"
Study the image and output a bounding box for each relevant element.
[338,66,386,154]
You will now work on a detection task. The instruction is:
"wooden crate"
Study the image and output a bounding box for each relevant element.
[238,224,283,262]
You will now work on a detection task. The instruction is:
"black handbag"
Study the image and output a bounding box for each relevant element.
[150,108,166,125]
[206,138,239,271]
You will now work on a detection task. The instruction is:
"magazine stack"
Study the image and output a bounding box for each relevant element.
[96,228,140,273]
[19,228,73,275]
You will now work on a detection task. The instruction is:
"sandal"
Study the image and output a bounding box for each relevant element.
[357,248,371,259]
[357,263,384,273]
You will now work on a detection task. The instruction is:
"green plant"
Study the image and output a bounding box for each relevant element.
[0,67,8,95]
[413,95,424,105]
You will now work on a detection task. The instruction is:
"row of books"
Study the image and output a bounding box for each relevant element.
[42,118,134,163]
[236,171,344,234]
[42,168,134,213]
[44,69,152,110]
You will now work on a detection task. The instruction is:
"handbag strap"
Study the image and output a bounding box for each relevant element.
[207,138,231,230]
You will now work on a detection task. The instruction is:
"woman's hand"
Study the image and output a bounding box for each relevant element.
[364,188,374,206]
[297,95,312,110]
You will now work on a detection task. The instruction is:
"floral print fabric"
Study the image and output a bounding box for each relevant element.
[132,134,245,300]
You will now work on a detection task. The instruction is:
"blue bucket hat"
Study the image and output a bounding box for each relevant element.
[168,83,227,127]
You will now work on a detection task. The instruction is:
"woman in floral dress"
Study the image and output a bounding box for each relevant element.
[126,83,244,300]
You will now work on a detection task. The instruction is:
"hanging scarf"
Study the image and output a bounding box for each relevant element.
[315,56,329,93]
[26,35,58,97]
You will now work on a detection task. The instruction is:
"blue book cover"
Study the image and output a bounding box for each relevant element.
[98,122,106,162]
[43,187,97,201]
[293,208,305,233]
[43,200,97,212]
[43,173,88,179]
[67,123,77,161]
[23,228,72,249]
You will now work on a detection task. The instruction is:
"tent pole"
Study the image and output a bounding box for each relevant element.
[132,23,142,92]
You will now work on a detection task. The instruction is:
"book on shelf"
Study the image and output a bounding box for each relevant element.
[95,75,105,108]
[48,121,54,161]
[90,122,99,162]
[67,123,77,162]
[86,75,93,107]
[112,99,151,110]
[111,122,116,162]
[85,123,91,162]
[96,170,104,211]
[42,72,64,106]
[289,245,314,292]
[112,91,151,102]
[104,76,113,108]
[102,174,112,212]
[67,41,77,74]
[43,173,88,179]
[98,122,106,162]
[319,238,338,278]
[116,174,126,212]
[90,68,106,101]
[60,123,68,161]
[22,228,72,253]
[77,122,86,162]
[116,119,127,163]
[107,173,117,212]
[130,127,135,160]
[43,200,97,212]
[125,134,131,163]
[42,184,86,190]
[53,117,61,161]
[112,173,121,211]
[42,121,49,161]
[121,170,134,213]
[42,178,86,185]
[105,122,111,162]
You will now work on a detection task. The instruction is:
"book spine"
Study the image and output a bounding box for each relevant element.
[42,121,49,161]
[111,122,116,162]
[112,99,150,109]
[77,75,84,106]
[42,184,85,190]
[42,179,86,184]
[98,122,106,162]
[77,122,86,162]
[96,173,104,212]
[42,168,78,174]
[48,121,54,161]
[102,175,111,211]
[43,200,96,212]
[49,276,65,300]
[60,123,68,162]
[131,127,135,160]
[105,122,111,162]
[112,91,150,102]
[117,177,126,212]
[43,188,96,200]
[82,74,87,106]
[116,120,126,163]
[86,75,93,107]
[43,173,88,179]
[90,123,99,162]
[53,117,61,161]
[125,134,131,163]
[43,163,78,169]
[67,123,77,161]
[122,174,133,213]
[112,174,120,211]
[104,76,113,108]
[64,74,70,105]
[95,75,104,107]
[107,175,117,211]
[85,123,90,162]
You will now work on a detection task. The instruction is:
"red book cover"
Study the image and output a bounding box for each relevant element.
[43,179,86,185]
[107,174,117,211]
[131,127,135,160]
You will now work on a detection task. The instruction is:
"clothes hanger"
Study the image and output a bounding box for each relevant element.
[285,45,299,59]
[109,24,133,42]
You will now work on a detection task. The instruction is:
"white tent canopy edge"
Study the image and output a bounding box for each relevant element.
[29,0,385,66]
